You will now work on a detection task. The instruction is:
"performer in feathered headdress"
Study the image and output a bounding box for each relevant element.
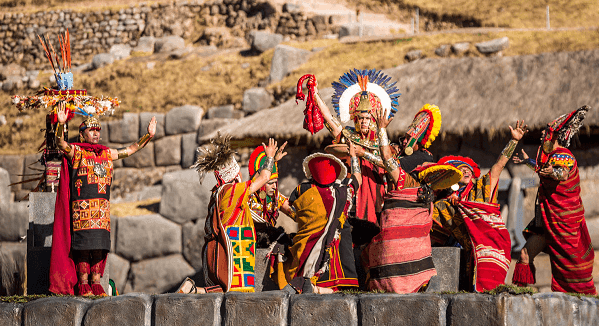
[49,102,156,297]
[431,120,528,292]
[358,107,462,294]
[190,134,286,293]
[512,106,597,295]
[297,69,401,244]
[247,144,294,248]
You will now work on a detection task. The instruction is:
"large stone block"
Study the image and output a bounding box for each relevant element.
[159,169,211,224]
[21,153,44,191]
[197,119,235,141]
[23,296,90,326]
[154,135,182,166]
[447,294,499,326]
[139,112,165,140]
[0,242,26,295]
[0,303,22,326]
[254,248,279,292]
[182,219,206,271]
[426,247,461,293]
[207,104,235,119]
[269,45,311,83]
[107,253,130,295]
[83,293,152,326]
[497,294,537,325]
[110,44,132,60]
[181,132,199,168]
[360,293,445,326]
[248,30,283,53]
[579,296,599,325]
[122,142,155,168]
[154,36,185,53]
[0,201,28,242]
[533,292,580,326]
[28,192,56,247]
[0,154,24,191]
[127,254,195,294]
[116,214,182,261]
[91,53,115,70]
[0,167,10,207]
[154,293,223,326]
[242,87,272,113]
[109,113,139,143]
[289,294,358,326]
[451,42,470,55]
[133,36,156,53]
[225,292,289,326]
[165,105,203,135]
[475,37,509,55]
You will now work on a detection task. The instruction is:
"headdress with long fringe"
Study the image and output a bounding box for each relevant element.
[403,104,442,155]
[544,105,589,149]
[191,132,239,184]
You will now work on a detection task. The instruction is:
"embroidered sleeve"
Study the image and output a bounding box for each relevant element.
[276,193,289,210]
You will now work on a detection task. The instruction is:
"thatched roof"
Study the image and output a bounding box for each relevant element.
[202,49,599,143]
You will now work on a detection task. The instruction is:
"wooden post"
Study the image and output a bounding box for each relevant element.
[546,6,550,30]
[416,8,419,34]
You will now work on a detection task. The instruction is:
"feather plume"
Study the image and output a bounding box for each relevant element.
[190,132,236,183]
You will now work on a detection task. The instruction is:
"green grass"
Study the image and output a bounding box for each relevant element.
[0,294,107,303]
[484,284,537,295]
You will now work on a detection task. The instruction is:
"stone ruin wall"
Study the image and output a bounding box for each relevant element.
[0,0,335,69]
[1,292,598,326]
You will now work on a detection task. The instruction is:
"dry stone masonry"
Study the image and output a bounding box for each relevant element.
[0,0,336,70]
[1,292,598,326]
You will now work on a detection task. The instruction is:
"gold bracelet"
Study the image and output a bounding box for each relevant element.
[136,133,152,148]
[56,123,66,140]
[501,139,518,158]
[117,147,129,159]
[62,144,72,154]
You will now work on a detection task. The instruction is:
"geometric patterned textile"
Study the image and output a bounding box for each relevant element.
[72,198,110,232]
[226,226,256,291]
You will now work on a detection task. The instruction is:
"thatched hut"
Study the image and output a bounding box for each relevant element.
[200,48,599,251]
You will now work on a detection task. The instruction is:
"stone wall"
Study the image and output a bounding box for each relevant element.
[0,0,335,69]
[1,292,598,326]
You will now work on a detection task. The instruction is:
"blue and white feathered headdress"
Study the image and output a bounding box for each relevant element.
[331,69,401,123]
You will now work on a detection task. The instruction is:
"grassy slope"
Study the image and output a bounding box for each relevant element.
[2,29,598,154]
[400,0,599,28]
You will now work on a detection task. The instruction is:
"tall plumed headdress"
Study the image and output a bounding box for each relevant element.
[542,105,589,151]
[248,145,278,180]
[403,104,442,155]
[332,69,401,123]
[191,132,240,185]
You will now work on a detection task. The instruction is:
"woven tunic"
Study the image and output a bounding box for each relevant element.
[69,144,113,251]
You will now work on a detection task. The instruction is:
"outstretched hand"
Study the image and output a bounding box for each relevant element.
[509,120,528,141]
[275,141,288,162]
[147,116,157,137]
[512,149,530,164]
[262,138,281,159]
[374,107,393,129]
[56,102,68,124]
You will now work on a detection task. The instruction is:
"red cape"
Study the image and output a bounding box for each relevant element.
[49,143,109,295]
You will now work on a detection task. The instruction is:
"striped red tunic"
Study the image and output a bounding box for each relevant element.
[536,148,596,294]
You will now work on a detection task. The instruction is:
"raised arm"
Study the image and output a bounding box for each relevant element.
[373,107,400,184]
[313,83,342,139]
[349,141,362,187]
[489,120,528,192]
[249,139,287,195]
[55,102,74,161]
[110,117,157,160]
